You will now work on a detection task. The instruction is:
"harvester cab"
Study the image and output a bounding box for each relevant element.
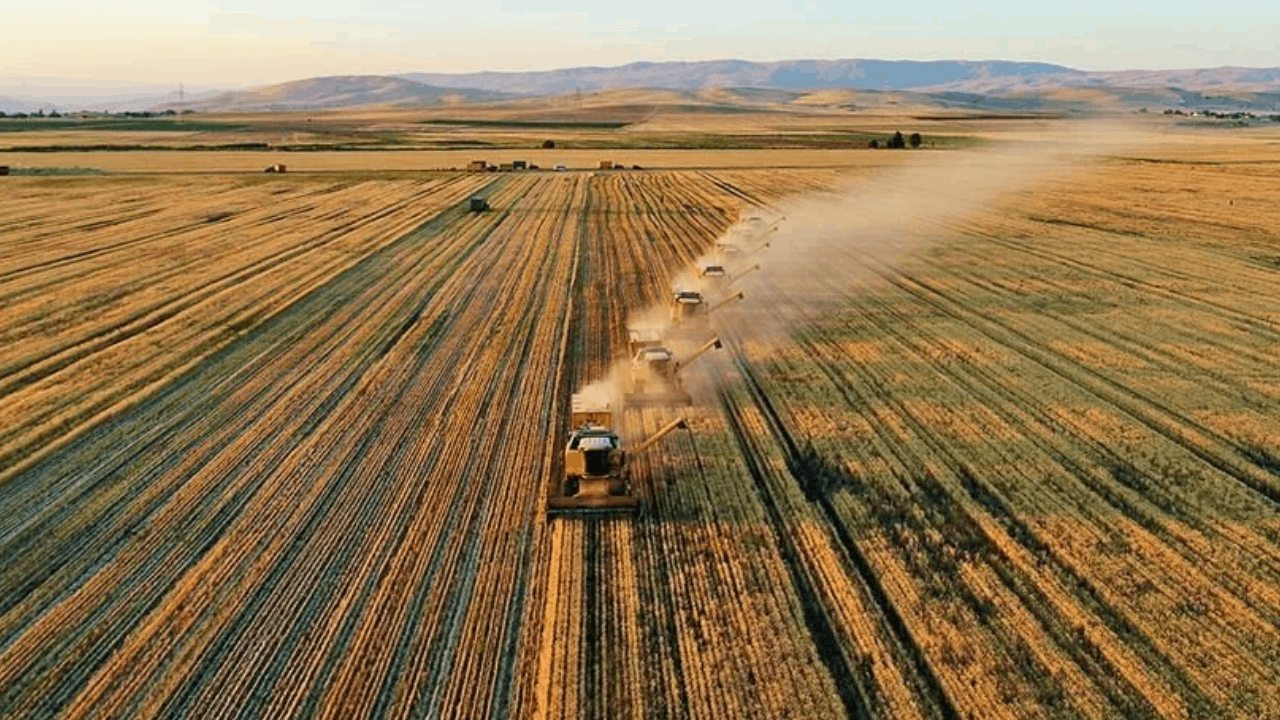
[632,346,675,387]
[624,336,723,407]
[700,264,728,288]
[731,215,783,253]
[715,242,743,262]
[548,393,689,516]
[669,289,708,330]
[627,327,664,357]
[740,214,783,237]
[469,196,490,212]
[626,345,684,406]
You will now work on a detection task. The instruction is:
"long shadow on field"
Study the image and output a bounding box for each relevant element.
[721,351,964,720]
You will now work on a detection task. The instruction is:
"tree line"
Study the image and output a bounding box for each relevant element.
[868,131,923,149]
[0,109,195,119]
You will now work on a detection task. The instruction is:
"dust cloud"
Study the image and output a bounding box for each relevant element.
[706,120,1162,354]
[573,375,619,411]
[591,120,1161,404]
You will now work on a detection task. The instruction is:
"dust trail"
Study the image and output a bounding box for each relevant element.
[573,375,621,412]
[706,120,1163,357]
[597,121,1158,403]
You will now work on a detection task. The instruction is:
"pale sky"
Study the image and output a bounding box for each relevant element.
[2,1,1278,87]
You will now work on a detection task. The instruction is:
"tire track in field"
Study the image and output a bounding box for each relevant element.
[835,273,1280,614]
[717,348,962,720]
[0,180,475,393]
[779,307,1191,718]
[815,255,1276,714]
[963,223,1280,345]
[859,259,1280,508]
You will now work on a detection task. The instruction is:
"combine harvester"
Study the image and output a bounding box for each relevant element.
[547,394,688,515]
[698,262,760,293]
[716,214,784,261]
[700,264,728,285]
[736,214,784,242]
[668,289,743,337]
[546,277,749,517]
[625,336,723,407]
[627,327,664,356]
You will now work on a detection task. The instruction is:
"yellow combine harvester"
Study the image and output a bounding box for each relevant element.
[627,327,664,356]
[736,214,784,241]
[625,336,723,407]
[700,263,728,281]
[547,394,688,516]
[718,215,782,261]
[668,289,743,336]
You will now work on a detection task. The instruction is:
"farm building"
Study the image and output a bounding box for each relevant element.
[263,164,287,174]
[512,160,528,170]
[467,160,487,172]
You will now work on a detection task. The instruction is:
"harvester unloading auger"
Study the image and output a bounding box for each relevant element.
[727,264,760,288]
[547,394,689,516]
[667,289,744,336]
[624,335,723,407]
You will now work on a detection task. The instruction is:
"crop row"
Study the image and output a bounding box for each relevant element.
[705,162,1280,718]
[4,161,1277,718]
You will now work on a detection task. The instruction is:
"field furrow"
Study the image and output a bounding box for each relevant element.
[3,155,1278,719]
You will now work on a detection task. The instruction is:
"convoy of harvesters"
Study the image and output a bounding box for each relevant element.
[548,213,780,516]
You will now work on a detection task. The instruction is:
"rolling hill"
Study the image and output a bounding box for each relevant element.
[400,59,1081,95]
[172,75,514,112]
[11,60,1280,115]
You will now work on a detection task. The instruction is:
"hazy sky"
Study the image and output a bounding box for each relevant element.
[3,1,1278,86]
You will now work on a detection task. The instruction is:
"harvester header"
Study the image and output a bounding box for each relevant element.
[570,393,613,429]
[549,393,689,517]
[625,335,721,408]
[709,291,745,314]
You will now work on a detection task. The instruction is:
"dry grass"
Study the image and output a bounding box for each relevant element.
[2,129,1280,718]
[0,147,935,173]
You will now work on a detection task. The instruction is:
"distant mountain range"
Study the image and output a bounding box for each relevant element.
[400,59,1076,95]
[6,60,1280,114]
[173,76,514,113]
[399,60,1280,96]
[0,79,230,113]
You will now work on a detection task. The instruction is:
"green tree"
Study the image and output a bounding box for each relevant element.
[909,132,922,148]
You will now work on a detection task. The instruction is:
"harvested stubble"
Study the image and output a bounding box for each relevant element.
[2,157,1279,720]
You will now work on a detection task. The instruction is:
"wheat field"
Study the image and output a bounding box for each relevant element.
[2,131,1279,718]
